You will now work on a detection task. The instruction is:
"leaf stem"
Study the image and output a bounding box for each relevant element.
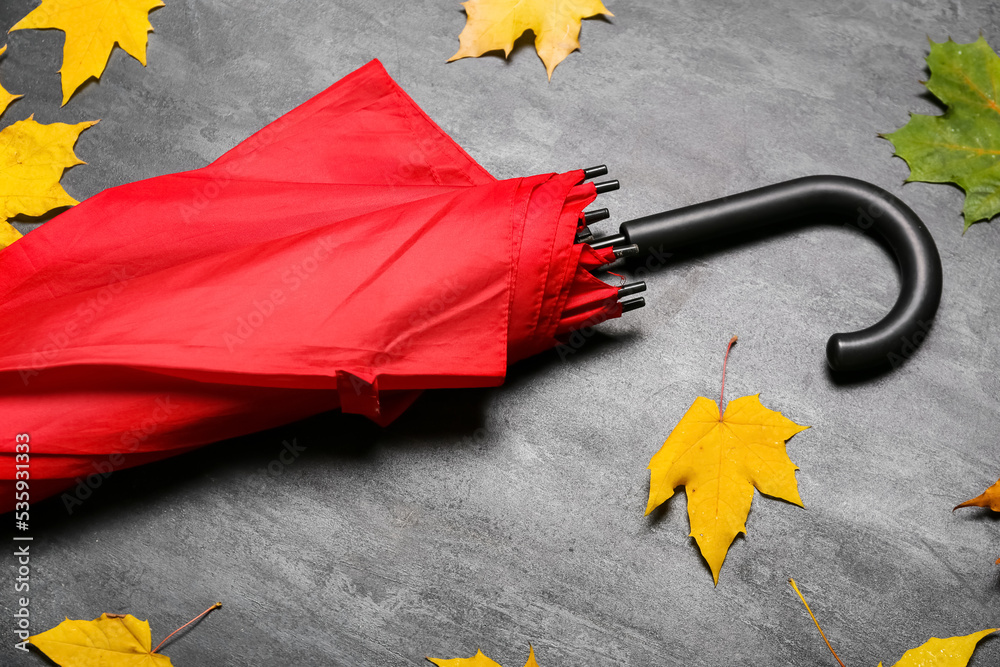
[151,602,222,654]
[719,335,738,420]
[789,579,846,667]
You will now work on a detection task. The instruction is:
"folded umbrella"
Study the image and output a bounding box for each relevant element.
[0,61,943,513]
[0,61,636,510]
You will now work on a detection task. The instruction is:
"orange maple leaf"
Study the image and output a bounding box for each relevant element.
[954,477,1000,563]
[955,477,1000,512]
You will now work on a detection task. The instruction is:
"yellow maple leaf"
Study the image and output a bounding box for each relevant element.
[449,0,612,79]
[792,579,994,667]
[29,613,174,666]
[429,645,539,667]
[0,117,97,250]
[0,219,21,248]
[877,629,996,667]
[0,45,23,118]
[647,394,808,583]
[646,338,808,584]
[429,650,502,667]
[30,603,220,666]
[10,0,164,105]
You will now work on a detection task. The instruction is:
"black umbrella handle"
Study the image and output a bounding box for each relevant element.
[592,175,943,372]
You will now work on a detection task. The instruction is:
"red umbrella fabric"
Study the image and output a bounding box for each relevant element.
[0,60,623,511]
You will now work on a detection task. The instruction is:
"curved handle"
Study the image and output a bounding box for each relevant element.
[604,176,943,372]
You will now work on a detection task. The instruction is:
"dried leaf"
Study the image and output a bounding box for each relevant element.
[429,650,502,667]
[29,613,174,666]
[449,0,612,79]
[29,604,220,666]
[0,117,96,250]
[10,0,164,105]
[882,36,1000,230]
[877,629,996,667]
[647,341,808,584]
[955,477,1000,511]
[793,580,995,667]
[0,219,20,248]
[0,45,23,118]
[954,476,1000,563]
[429,646,538,667]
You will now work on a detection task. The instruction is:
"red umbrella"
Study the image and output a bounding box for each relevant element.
[0,61,638,510]
[0,61,943,513]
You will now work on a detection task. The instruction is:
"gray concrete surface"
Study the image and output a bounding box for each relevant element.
[2,0,999,665]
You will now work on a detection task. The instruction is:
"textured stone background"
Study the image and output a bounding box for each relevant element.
[2,0,999,665]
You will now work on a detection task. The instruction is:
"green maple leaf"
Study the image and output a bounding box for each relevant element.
[883,36,1000,231]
